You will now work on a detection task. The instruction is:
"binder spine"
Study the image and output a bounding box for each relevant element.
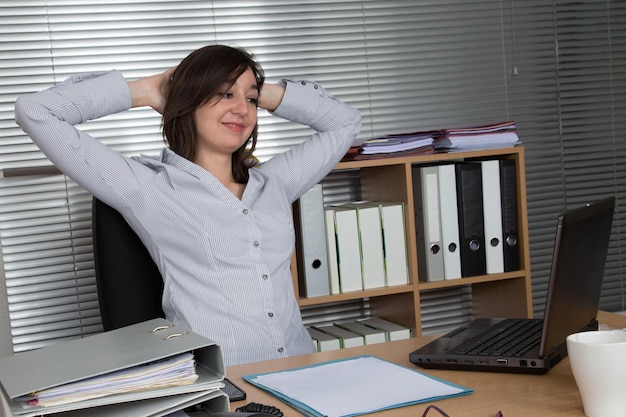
[379,202,409,286]
[294,184,331,297]
[481,160,504,274]
[438,164,462,280]
[455,162,487,277]
[332,206,364,292]
[324,208,341,294]
[500,159,520,271]
[412,166,445,282]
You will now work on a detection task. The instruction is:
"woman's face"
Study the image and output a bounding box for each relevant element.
[193,68,259,160]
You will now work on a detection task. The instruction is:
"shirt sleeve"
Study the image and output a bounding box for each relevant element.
[260,79,362,202]
[14,71,154,207]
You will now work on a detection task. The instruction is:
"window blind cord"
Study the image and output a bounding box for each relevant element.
[63,174,85,327]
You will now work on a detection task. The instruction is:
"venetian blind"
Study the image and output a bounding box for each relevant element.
[1,0,625,354]
[553,0,626,312]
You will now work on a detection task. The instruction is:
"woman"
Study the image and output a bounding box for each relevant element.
[15,45,361,366]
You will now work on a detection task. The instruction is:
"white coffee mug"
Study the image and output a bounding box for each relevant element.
[566,330,626,417]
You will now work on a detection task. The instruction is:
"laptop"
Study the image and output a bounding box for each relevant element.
[409,196,615,374]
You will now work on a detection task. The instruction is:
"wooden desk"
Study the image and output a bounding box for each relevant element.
[227,311,626,417]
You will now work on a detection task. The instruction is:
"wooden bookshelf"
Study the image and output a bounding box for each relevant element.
[292,146,533,337]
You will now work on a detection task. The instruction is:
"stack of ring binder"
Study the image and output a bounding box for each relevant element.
[0,318,228,416]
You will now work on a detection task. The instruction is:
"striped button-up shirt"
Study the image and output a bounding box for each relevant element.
[15,71,362,366]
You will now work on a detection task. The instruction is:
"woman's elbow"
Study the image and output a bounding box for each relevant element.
[348,107,362,137]
[14,94,38,129]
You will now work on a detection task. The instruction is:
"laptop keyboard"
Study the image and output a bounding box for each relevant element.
[455,319,543,357]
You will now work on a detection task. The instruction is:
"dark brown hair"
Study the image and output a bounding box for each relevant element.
[162,45,265,183]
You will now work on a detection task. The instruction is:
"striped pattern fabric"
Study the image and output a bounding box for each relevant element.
[15,71,361,366]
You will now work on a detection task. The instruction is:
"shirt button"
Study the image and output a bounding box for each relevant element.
[262,274,268,280]
[242,208,249,214]
[277,347,284,353]
[314,84,319,89]
[301,80,306,85]
[268,312,274,318]
[253,241,259,247]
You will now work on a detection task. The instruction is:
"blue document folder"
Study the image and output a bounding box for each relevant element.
[243,355,472,417]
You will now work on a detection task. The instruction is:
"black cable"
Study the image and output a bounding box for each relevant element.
[235,402,283,417]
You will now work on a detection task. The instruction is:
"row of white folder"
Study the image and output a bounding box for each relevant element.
[413,159,519,282]
[295,185,410,298]
[325,200,410,293]
[307,317,412,352]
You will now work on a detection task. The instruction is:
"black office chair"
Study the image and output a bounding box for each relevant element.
[92,197,165,331]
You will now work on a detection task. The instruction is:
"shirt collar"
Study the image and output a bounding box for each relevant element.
[134,148,267,201]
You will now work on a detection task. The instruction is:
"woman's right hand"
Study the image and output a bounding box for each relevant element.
[128,67,176,114]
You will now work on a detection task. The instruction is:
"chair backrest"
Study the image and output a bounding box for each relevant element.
[92,197,165,331]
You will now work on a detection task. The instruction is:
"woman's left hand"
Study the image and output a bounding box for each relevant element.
[128,67,176,114]
[258,83,286,112]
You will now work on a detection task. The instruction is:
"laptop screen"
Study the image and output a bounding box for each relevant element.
[539,196,615,357]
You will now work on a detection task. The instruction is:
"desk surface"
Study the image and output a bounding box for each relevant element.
[227,311,626,417]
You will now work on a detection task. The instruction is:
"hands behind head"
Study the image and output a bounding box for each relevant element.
[129,66,286,114]
[128,66,176,114]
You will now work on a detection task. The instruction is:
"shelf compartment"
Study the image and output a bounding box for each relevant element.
[418,271,527,291]
[298,284,414,307]
[293,146,533,335]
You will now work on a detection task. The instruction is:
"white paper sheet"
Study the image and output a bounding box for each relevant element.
[17,353,198,408]
[246,356,471,417]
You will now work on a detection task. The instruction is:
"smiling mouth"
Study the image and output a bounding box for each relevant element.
[224,122,245,132]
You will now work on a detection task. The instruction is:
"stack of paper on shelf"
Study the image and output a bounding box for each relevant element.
[359,131,437,155]
[342,121,520,161]
[433,121,520,150]
[342,133,437,161]
[0,318,228,417]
